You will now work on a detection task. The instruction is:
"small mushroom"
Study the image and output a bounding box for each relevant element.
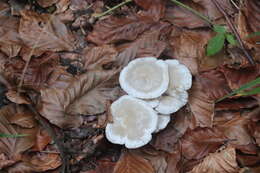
[155,114,171,133]
[144,98,159,108]
[165,60,192,96]
[155,91,188,114]
[105,95,158,148]
[119,57,169,99]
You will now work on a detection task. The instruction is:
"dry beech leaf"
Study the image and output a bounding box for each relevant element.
[5,90,31,105]
[244,0,260,34]
[39,70,120,128]
[188,146,239,173]
[216,115,253,145]
[85,159,116,173]
[165,1,208,29]
[116,22,170,67]
[170,28,230,74]
[113,151,155,173]
[37,0,58,8]
[0,105,37,164]
[19,10,75,52]
[188,77,215,128]
[86,15,156,45]
[32,128,52,151]
[4,52,60,90]
[9,111,37,128]
[215,97,258,111]
[151,109,190,153]
[134,0,166,21]
[82,45,118,71]
[0,15,22,57]
[166,145,181,173]
[199,70,231,100]
[181,128,227,160]
[220,65,260,90]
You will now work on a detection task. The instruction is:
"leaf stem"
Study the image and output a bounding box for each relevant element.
[169,0,213,25]
[94,0,132,18]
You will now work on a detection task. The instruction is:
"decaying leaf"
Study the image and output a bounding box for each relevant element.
[0,105,38,167]
[19,10,75,52]
[188,78,215,128]
[39,70,120,128]
[86,15,156,45]
[188,146,239,173]
[113,151,155,173]
[181,128,226,160]
[37,0,59,8]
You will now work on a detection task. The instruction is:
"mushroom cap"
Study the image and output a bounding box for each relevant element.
[155,90,188,114]
[119,57,169,99]
[155,114,171,133]
[105,95,158,148]
[165,60,192,95]
[144,98,159,108]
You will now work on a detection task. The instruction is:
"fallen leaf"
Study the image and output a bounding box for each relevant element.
[188,146,239,173]
[166,145,181,173]
[86,15,156,45]
[243,0,260,34]
[39,70,120,128]
[181,128,226,160]
[85,159,116,173]
[215,97,258,111]
[32,128,52,151]
[5,90,31,104]
[0,105,37,164]
[134,0,166,21]
[19,10,75,52]
[113,151,155,173]
[188,77,215,128]
[165,0,208,29]
[219,65,260,90]
[216,115,253,145]
[9,111,36,128]
[37,0,59,8]
[151,108,190,153]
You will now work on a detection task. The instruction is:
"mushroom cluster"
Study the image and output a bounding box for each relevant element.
[105,57,192,148]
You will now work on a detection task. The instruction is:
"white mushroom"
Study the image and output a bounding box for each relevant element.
[165,60,192,95]
[155,114,171,133]
[144,98,159,108]
[119,57,169,99]
[105,95,158,149]
[155,90,188,114]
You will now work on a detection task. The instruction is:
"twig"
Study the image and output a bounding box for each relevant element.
[93,0,132,18]
[169,0,213,25]
[230,0,239,10]
[212,0,255,65]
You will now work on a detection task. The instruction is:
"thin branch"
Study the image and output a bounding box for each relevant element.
[212,0,255,65]
[93,0,132,18]
[169,0,213,25]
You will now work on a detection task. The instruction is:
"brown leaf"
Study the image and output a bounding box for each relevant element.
[165,1,208,29]
[166,146,181,173]
[113,151,155,173]
[0,105,37,163]
[134,0,166,21]
[37,0,59,8]
[188,78,215,128]
[32,128,52,151]
[219,65,260,90]
[151,108,190,153]
[85,159,116,173]
[216,97,258,111]
[217,115,253,145]
[86,15,156,45]
[19,10,75,52]
[244,0,260,33]
[9,111,36,128]
[5,90,31,105]
[169,29,226,75]
[4,52,60,90]
[0,15,22,57]
[181,128,226,160]
[82,45,118,71]
[188,146,239,173]
[39,70,120,128]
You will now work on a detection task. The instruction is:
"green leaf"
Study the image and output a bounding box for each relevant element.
[213,25,226,34]
[225,34,237,45]
[216,77,260,102]
[238,87,260,96]
[206,33,225,56]
[0,133,29,138]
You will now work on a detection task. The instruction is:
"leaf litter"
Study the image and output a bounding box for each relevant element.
[0,0,259,172]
